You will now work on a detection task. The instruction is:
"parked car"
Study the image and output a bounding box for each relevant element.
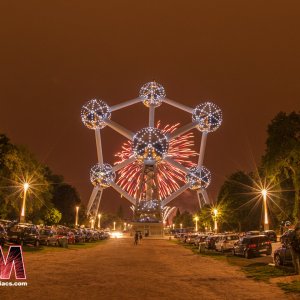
[0,219,13,230]
[67,231,76,244]
[194,235,208,247]
[274,243,293,266]
[72,229,85,243]
[245,231,260,236]
[205,235,221,250]
[261,230,277,242]
[7,223,40,247]
[280,229,294,244]
[0,225,7,247]
[39,229,61,246]
[215,234,239,252]
[55,227,69,247]
[186,234,198,245]
[232,235,272,258]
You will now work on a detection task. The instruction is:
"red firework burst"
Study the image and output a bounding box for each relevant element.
[114,122,196,200]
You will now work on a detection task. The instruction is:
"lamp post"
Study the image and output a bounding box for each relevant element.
[98,213,102,229]
[194,216,199,232]
[75,206,79,226]
[124,222,127,231]
[113,221,116,231]
[180,223,183,230]
[172,224,175,230]
[262,189,269,230]
[20,183,29,223]
[213,209,218,233]
[91,218,95,229]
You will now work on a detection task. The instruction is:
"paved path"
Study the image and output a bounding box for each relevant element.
[1,238,296,300]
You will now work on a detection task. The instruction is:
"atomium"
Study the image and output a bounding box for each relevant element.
[90,163,116,188]
[81,99,111,130]
[192,102,222,132]
[82,82,223,220]
[132,127,169,164]
[139,81,166,108]
[186,166,211,190]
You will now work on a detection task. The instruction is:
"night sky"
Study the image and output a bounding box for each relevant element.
[0,1,299,215]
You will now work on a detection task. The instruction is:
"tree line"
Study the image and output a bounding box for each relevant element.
[214,111,300,232]
[0,134,83,225]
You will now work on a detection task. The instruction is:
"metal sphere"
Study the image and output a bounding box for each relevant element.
[192,102,222,132]
[139,81,166,108]
[136,199,161,212]
[81,99,111,130]
[133,127,169,164]
[186,166,211,190]
[90,163,115,188]
[136,199,161,222]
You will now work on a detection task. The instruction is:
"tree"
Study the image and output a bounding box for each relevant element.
[0,134,83,225]
[262,111,300,221]
[197,205,213,231]
[44,208,62,225]
[0,135,53,221]
[172,209,193,228]
[217,171,261,231]
[172,208,181,227]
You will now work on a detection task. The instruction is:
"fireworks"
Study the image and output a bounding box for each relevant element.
[114,122,197,200]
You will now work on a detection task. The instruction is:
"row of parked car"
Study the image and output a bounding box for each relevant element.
[0,219,110,248]
[175,230,277,259]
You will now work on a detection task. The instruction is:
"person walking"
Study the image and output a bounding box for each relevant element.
[134,232,139,245]
[139,232,143,244]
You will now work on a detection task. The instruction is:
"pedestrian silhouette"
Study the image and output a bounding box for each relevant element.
[134,232,139,245]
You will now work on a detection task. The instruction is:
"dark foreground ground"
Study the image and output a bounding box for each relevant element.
[1,238,297,300]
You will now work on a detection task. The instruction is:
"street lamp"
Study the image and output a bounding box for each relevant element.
[172,224,175,230]
[124,222,127,230]
[20,182,30,223]
[180,223,183,230]
[213,209,218,233]
[75,206,79,226]
[261,189,269,230]
[91,218,95,229]
[98,213,102,229]
[194,216,199,232]
[113,221,116,231]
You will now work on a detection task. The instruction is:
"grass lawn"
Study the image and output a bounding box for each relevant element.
[278,281,300,294]
[242,263,294,282]
[3,239,106,253]
[174,239,300,293]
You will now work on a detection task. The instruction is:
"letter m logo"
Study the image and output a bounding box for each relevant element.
[0,246,26,279]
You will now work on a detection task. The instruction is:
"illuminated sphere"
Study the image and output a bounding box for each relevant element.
[81,99,111,130]
[90,163,115,188]
[133,127,169,164]
[136,199,161,212]
[139,81,166,107]
[192,102,222,132]
[186,166,211,190]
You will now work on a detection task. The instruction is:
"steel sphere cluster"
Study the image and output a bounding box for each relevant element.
[192,102,222,132]
[186,166,211,190]
[81,99,111,130]
[139,81,166,108]
[132,127,169,164]
[90,163,116,188]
